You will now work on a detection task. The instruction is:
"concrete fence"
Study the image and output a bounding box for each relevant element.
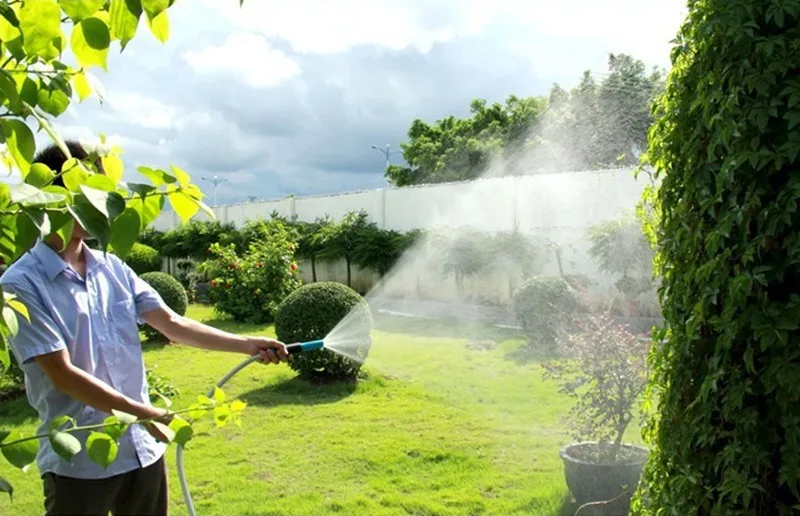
[155,168,657,308]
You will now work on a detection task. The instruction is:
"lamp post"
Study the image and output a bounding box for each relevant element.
[371,144,401,169]
[201,175,228,207]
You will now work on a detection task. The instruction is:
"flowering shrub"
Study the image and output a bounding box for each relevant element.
[198,222,301,323]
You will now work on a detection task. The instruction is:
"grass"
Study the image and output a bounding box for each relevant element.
[0,305,642,515]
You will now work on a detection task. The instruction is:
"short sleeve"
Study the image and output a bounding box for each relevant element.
[120,262,166,324]
[1,281,67,365]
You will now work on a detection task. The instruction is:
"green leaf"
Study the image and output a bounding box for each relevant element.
[0,475,12,501]
[167,186,200,224]
[2,306,19,337]
[18,0,64,61]
[213,405,231,428]
[73,71,92,101]
[79,185,125,220]
[10,183,66,206]
[37,85,70,117]
[186,403,207,421]
[48,211,74,251]
[86,432,117,469]
[168,417,193,446]
[49,415,74,431]
[23,208,51,238]
[48,430,81,462]
[102,154,124,184]
[109,0,142,49]
[0,120,35,175]
[18,77,39,108]
[25,163,55,188]
[101,416,128,442]
[109,208,140,258]
[59,0,105,22]
[141,0,169,19]
[151,421,174,443]
[212,386,225,403]
[71,17,111,70]
[25,104,69,161]
[127,194,163,230]
[7,299,30,323]
[170,165,190,186]
[13,212,38,255]
[1,430,38,470]
[146,10,168,43]
[69,196,111,249]
[62,159,90,192]
[85,174,118,192]
[111,410,138,425]
[137,166,176,186]
[0,2,20,27]
[0,73,22,113]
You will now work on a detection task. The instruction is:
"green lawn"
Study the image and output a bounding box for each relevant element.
[0,305,639,515]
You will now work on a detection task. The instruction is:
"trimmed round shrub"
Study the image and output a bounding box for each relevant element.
[275,282,372,381]
[140,272,188,343]
[126,243,162,275]
[513,276,581,353]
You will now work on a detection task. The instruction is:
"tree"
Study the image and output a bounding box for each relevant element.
[314,211,370,287]
[633,2,800,514]
[387,54,664,186]
[295,218,329,282]
[0,0,235,499]
[386,95,547,186]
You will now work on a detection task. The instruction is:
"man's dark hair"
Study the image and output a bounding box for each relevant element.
[33,140,89,188]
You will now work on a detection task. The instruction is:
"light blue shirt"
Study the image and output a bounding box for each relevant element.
[0,241,167,479]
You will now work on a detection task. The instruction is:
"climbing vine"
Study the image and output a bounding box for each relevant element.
[632,1,800,514]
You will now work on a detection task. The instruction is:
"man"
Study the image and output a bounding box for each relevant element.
[0,141,288,515]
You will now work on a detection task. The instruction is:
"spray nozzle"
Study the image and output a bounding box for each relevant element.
[285,340,325,354]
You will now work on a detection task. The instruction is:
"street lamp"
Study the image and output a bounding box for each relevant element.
[201,175,228,207]
[371,144,401,169]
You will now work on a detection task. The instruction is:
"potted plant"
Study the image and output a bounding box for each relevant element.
[542,313,650,514]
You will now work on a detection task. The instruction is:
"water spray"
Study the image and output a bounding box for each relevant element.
[176,339,327,516]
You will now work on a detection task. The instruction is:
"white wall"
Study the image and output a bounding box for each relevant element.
[154,168,654,306]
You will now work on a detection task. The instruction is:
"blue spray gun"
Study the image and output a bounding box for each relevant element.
[176,339,326,516]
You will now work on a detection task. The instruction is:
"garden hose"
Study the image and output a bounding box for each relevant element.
[177,340,325,516]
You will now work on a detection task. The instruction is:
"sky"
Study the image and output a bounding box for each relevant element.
[50,0,687,205]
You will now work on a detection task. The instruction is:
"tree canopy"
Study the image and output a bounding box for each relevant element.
[386,53,665,187]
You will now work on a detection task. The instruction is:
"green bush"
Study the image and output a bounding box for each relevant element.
[0,354,24,399]
[275,282,372,381]
[633,2,800,514]
[140,272,188,343]
[198,220,301,323]
[513,276,581,353]
[125,243,162,275]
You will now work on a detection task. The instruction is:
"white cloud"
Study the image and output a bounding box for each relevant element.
[182,33,301,88]
[105,91,178,129]
[197,0,482,54]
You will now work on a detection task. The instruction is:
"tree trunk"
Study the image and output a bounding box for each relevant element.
[311,255,317,282]
[346,258,351,287]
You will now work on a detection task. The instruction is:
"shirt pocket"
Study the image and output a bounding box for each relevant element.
[109,297,141,346]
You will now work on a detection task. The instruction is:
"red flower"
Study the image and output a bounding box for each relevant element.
[211,280,218,287]
[230,262,238,269]
[290,263,298,271]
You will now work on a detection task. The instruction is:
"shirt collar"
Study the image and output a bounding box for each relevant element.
[32,241,106,281]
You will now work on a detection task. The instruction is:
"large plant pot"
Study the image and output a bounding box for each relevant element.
[560,442,648,513]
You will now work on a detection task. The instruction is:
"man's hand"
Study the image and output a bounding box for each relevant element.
[245,336,288,364]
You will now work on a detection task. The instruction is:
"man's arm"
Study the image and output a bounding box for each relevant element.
[34,350,165,420]
[141,306,288,364]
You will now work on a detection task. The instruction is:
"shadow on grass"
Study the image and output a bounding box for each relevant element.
[239,375,358,408]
